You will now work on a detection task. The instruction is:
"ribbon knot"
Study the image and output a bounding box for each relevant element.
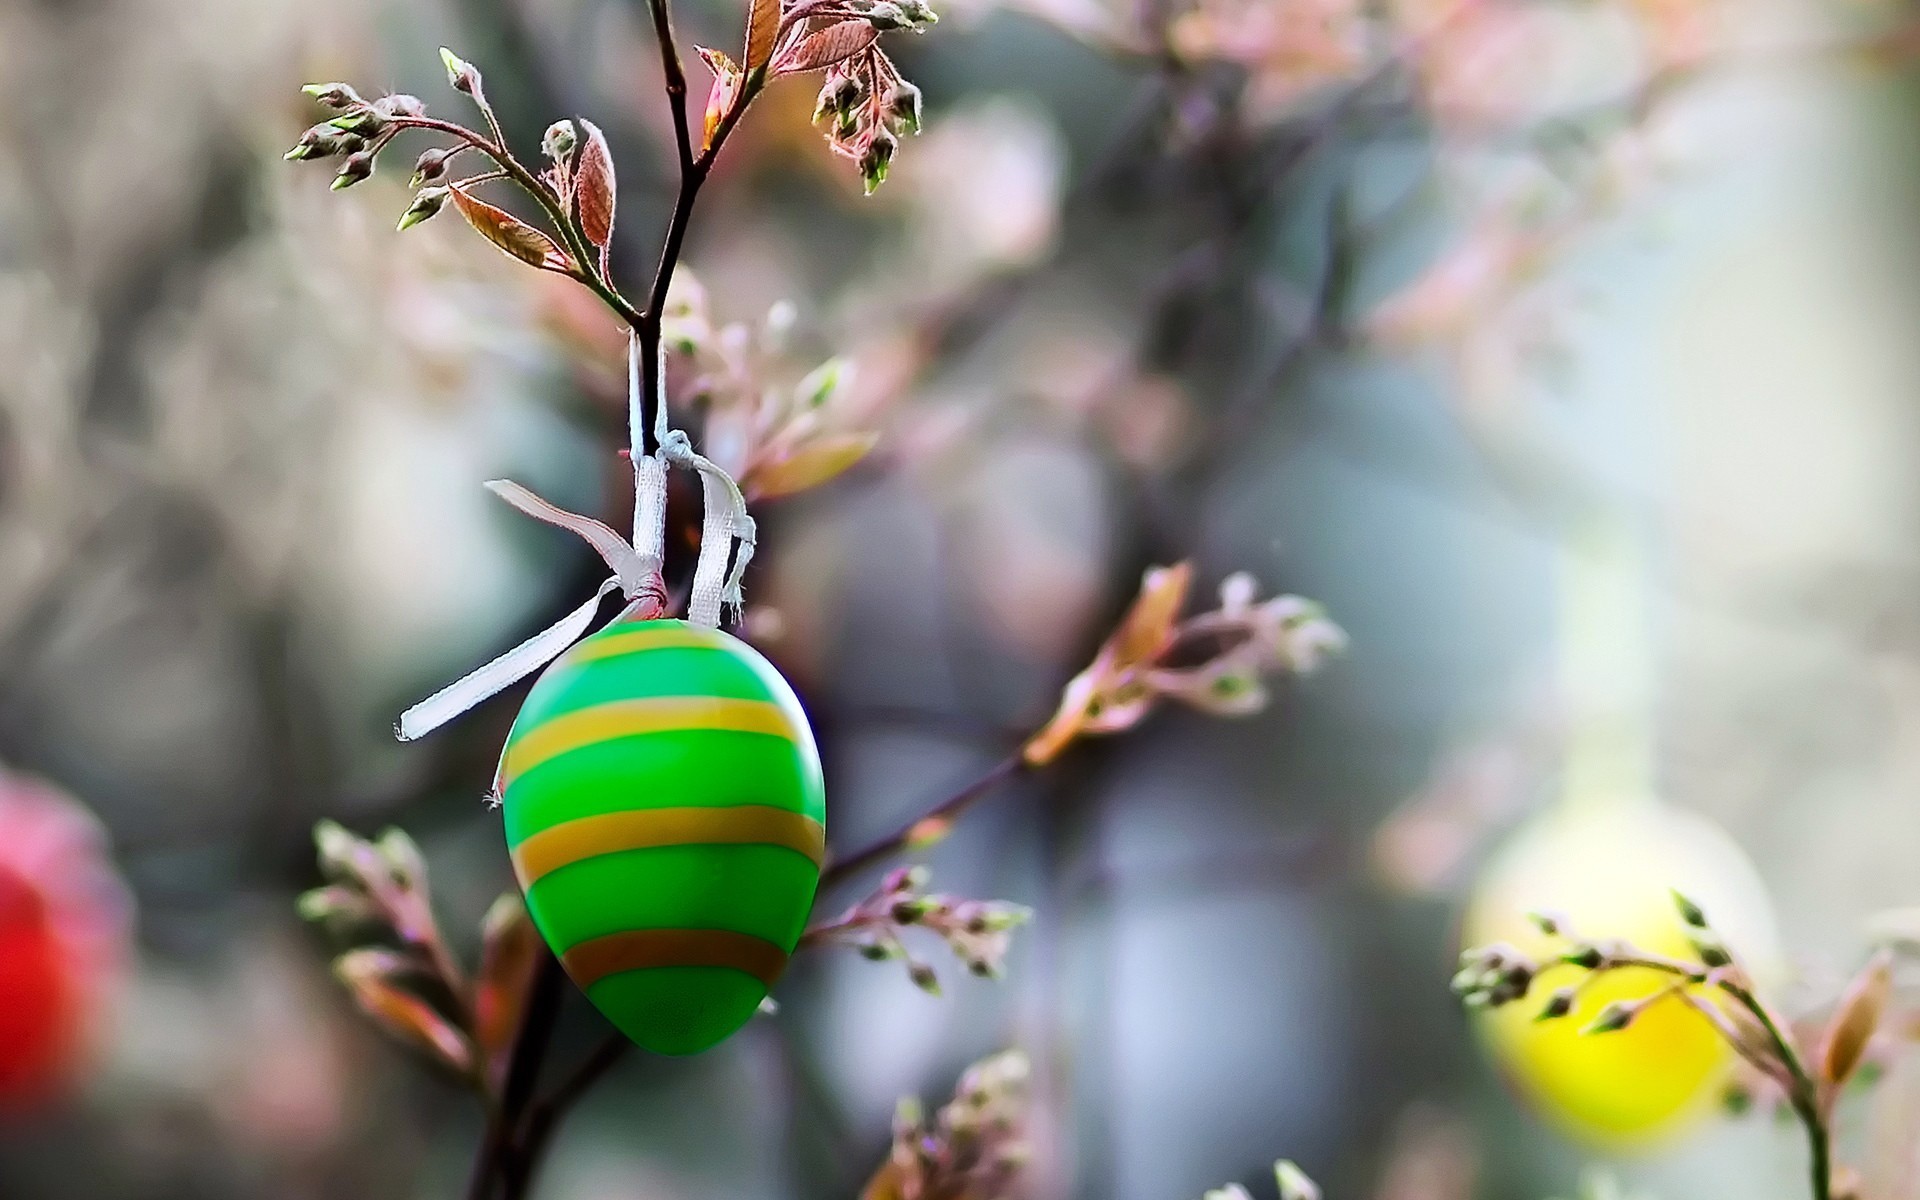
[395,332,756,743]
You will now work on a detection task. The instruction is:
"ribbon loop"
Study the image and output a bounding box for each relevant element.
[397,577,620,741]
[659,430,755,628]
[485,480,650,598]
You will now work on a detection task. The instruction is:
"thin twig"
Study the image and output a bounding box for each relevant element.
[389,115,644,327]
[645,0,696,173]
[468,952,567,1200]
[512,1034,635,1183]
[820,754,1027,889]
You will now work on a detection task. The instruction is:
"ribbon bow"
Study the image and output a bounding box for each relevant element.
[395,334,754,742]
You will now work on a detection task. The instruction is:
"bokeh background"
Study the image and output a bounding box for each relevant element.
[4,0,1920,1196]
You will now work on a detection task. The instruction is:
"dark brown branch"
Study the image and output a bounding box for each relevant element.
[820,754,1027,889]
[468,951,567,1200]
[512,1034,635,1186]
[632,38,758,453]
[645,0,696,174]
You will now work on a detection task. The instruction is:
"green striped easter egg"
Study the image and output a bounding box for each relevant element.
[499,618,825,1055]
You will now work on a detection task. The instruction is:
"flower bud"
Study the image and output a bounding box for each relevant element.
[332,150,376,191]
[860,128,897,194]
[1672,889,1709,928]
[1561,943,1604,970]
[895,0,938,21]
[884,82,923,134]
[396,187,449,230]
[1690,936,1733,969]
[813,71,865,124]
[1534,987,1577,1021]
[543,120,578,161]
[440,47,480,95]
[328,108,390,136]
[411,147,451,187]
[374,93,426,118]
[865,0,909,29]
[285,124,348,161]
[907,959,942,995]
[302,82,364,109]
[1582,1000,1638,1035]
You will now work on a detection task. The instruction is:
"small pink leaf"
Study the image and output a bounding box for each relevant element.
[1821,950,1893,1089]
[474,894,541,1072]
[771,20,877,75]
[449,185,572,273]
[574,119,616,254]
[747,431,879,500]
[335,951,475,1075]
[698,47,746,150]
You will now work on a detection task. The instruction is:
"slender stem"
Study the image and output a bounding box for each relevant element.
[631,40,761,454]
[1716,982,1831,1200]
[645,0,695,173]
[468,952,567,1200]
[1793,1092,1833,1200]
[511,1035,634,1191]
[820,755,1027,888]
[1583,950,1832,1200]
[391,116,645,328]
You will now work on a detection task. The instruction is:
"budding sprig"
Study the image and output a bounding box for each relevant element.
[290,56,643,330]
[1022,564,1347,767]
[289,0,940,339]
[1455,892,1899,1200]
[861,1050,1032,1200]
[300,822,543,1099]
[800,864,1031,995]
[807,31,928,192]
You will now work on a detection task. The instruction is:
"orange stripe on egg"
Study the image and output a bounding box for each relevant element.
[562,927,790,990]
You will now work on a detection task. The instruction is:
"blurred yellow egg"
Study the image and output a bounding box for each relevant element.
[1462,800,1779,1146]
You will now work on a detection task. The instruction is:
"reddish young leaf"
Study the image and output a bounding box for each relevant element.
[745,0,782,71]
[747,431,879,500]
[1820,949,1893,1089]
[771,20,878,75]
[573,119,616,255]
[473,893,540,1070]
[698,47,746,151]
[448,186,572,272]
[334,951,475,1075]
[1110,562,1193,668]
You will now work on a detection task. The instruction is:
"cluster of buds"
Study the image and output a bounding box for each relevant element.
[1205,1161,1321,1200]
[1450,941,1540,1012]
[659,274,882,501]
[291,49,600,276]
[301,821,541,1097]
[805,865,1031,995]
[799,5,934,193]
[1457,890,1903,1143]
[286,84,429,193]
[862,1050,1032,1200]
[1022,564,1346,766]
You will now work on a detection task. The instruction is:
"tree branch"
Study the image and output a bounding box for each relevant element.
[820,754,1027,889]
[467,951,567,1200]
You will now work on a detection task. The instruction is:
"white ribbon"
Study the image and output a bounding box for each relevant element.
[659,429,756,628]
[394,480,661,742]
[395,330,756,742]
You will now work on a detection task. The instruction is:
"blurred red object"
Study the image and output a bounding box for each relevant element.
[0,769,130,1112]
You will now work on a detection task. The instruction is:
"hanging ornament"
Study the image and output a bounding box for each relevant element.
[1462,522,1778,1145]
[398,335,823,1055]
